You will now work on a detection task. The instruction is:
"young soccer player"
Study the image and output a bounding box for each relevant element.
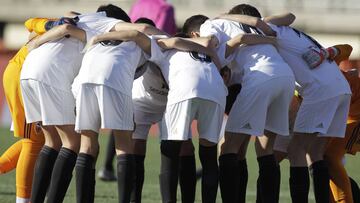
[21,6,133,202]
[0,17,72,203]
[184,9,295,202]
[219,5,352,202]
[72,12,170,202]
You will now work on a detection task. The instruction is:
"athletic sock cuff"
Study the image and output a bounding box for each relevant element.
[257,154,278,168]
[76,153,95,169]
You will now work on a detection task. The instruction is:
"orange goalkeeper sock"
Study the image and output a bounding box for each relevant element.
[0,140,22,174]
[16,129,44,199]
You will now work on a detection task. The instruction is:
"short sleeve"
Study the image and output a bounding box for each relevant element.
[147,37,166,67]
[200,20,223,44]
[216,42,235,67]
[77,12,122,42]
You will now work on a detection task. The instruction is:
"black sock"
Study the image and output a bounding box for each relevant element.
[289,166,309,203]
[219,153,239,203]
[159,140,182,203]
[46,147,77,203]
[350,177,360,203]
[179,155,196,203]
[309,160,330,203]
[130,155,145,203]
[30,145,59,203]
[104,134,116,171]
[89,169,96,203]
[257,154,280,203]
[238,159,248,203]
[117,154,136,203]
[256,176,262,203]
[76,153,95,203]
[199,145,218,203]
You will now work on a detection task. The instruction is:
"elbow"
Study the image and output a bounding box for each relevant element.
[138,24,151,33]
[61,24,74,35]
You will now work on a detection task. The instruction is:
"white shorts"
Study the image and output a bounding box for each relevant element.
[226,76,295,136]
[20,79,76,125]
[133,109,163,140]
[294,94,351,138]
[75,84,134,133]
[161,98,224,143]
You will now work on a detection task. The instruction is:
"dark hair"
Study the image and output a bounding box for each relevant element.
[134,17,156,26]
[182,14,209,36]
[229,4,262,18]
[97,4,131,22]
[174,32,189,38]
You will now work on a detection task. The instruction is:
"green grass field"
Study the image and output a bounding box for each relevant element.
[0,127,359,203]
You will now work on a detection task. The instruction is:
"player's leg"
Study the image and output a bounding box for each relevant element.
[220,85,261,203]
[309,94,351,203]
[237,137,250,203]
[46,124,80,203]
[0,140,22,174]
[219,131,249,203]
[114,129,136,203]
[74,83,101,203]
[287,132,311,203]
[31,125,61,203]
[76,130,99,203]
[98,132,116,181]
[326,137,353,203]
[195,98,223,203]
[15,125,44,203]
[179,140,196,203]
[159,100,193,203]
[255,131,280,203]
[306,136,330,203]
[131,122,152,203]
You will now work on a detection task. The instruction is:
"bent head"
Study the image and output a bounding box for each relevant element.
[97,4,131,22]
[182,14,209,38]
[134,17,156,26]
[229,4,262,18]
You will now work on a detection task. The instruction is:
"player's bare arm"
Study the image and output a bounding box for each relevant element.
[88,30,151,55]
[112,22,169,36]
[27,24,86,51]
[216,14,276,36]
[182,36,219,49]
[263,12,296,26]
[225,34,277,57]
[157,37,222,70]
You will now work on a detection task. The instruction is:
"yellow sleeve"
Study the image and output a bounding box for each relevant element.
[24,18,51,34]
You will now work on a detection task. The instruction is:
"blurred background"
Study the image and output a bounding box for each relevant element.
[0,0,359,126]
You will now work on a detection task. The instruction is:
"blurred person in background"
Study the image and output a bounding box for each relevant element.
[129,0,177,35]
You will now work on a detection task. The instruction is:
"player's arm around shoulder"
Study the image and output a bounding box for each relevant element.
[157,37,222,70]
[112,22,169,36]
[88,30,151,55]
[263,12,296,26]
[226,34,277,57]
[27,24,86,51]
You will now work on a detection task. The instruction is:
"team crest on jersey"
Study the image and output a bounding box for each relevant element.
[100,40,123,46]
[189,51,211,63]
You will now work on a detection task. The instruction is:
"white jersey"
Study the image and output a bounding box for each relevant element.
[20,12,120,91]
[268,24,351,103]
[148,38,228,109]
[132,62,168,114]
[200,19,294,90]
[73,39,146,97]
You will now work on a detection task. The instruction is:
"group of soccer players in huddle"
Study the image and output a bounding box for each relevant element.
[0,2,359,203]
